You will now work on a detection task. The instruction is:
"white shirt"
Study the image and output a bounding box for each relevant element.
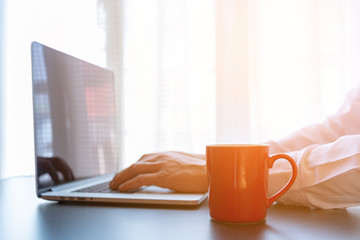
[268,86,360,209]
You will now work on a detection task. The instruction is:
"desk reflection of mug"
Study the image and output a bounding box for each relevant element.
[206,144,297,224]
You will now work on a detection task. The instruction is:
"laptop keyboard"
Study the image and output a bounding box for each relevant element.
[73,182,119,194]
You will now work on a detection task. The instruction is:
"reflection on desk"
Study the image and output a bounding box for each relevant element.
[1,176,360,240]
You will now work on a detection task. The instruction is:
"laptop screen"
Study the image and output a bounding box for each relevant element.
[31,42,118,196]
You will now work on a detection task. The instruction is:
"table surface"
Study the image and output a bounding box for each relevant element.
[1,176,360,240]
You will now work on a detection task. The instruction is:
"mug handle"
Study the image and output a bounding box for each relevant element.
[266,153,298,207]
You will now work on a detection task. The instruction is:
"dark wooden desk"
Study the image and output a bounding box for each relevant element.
[1,176,360,240]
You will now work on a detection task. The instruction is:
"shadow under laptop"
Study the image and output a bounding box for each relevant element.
[35,199,210,240]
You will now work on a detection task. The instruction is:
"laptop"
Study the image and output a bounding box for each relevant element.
[31,42,207,205]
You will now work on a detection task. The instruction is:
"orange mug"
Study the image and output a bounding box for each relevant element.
[206,144,297,223]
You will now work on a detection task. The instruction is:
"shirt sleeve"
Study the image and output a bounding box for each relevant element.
[269,135,360,209]
[267,86,360,209]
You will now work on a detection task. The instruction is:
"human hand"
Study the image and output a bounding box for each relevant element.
[37,156,75,184]
[109,151,208,193]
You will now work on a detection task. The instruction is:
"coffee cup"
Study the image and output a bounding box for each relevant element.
[206,144,297,223]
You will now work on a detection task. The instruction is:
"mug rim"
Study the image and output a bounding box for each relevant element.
[206,144,269,147]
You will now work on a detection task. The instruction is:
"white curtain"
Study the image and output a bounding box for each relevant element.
[98,0,216,168]
[0,0,104,179]
[0,0,5,178]
[216,0,360,143]
[100,0,360,169]
[1,0,360,178]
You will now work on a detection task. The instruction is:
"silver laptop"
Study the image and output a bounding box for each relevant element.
[31,42,207,205]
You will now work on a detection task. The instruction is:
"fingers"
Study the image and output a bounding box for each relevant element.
[110,151,207,192]
[109,161,162,190]
[117,172,160,192]
[52,157,75,181]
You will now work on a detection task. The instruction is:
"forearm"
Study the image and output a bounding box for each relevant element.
[269,134,360,209]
